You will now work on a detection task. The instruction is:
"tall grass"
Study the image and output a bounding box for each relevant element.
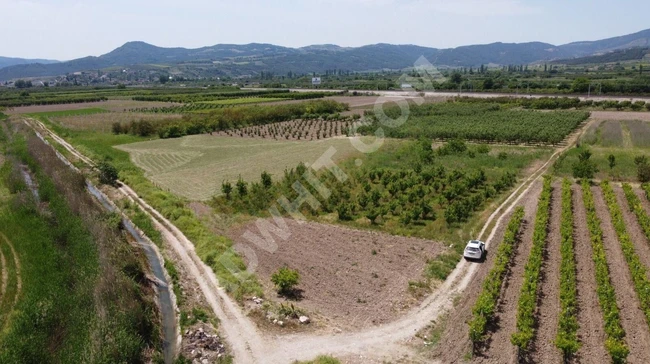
[0,129,160,362]
[33,114,262,300]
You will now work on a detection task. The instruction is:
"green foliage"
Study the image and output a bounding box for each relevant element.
[608,154,616,169]
[271,266,300,295]
[32,114,262,301]
[293,355,341,364]
[511,176,552,351]
[97,160,118,186]
[221,181,233,199]
[581,181,628,363]
[151,99,348,139]
[609,182,650,331]
[0,156,158,362]
[261,171,273,189]
[555,179,580,357]
[635,155,650,183]
[236,176,248,197]
[572,147,598,179]
[468,207,525,344]
[360,102,589,144]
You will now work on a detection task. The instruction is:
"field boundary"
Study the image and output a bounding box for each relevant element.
[23,113,592,363]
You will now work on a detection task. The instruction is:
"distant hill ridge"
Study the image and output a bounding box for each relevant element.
[1,28,649,80]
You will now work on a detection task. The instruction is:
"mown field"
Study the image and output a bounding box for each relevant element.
[116,135,368,201]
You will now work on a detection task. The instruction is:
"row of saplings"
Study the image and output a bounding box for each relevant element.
[217,159,517,228]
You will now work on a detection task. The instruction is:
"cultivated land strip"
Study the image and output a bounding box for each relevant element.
[592,186,650,363]
[24,114,590,363]
[531,182,563,363]
[572,185,609,363]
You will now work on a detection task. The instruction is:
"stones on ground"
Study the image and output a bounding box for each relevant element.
[183,325,226,362]
[299,315,311,324]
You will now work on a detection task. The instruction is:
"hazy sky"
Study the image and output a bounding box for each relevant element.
[2,0,649,60]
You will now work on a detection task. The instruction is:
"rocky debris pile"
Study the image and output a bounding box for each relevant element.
[184,326,226,363]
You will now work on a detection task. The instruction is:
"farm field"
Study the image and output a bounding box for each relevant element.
[213,118,355,140]
[555,117,650,181]
[228,218,445,330]
[359,102,590,144]
[116,135,368,201]
[5,99,178,114]
[432,179,650,363]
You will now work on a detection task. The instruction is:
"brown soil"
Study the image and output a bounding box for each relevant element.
[590,111,650,121]
[530,182,562,363]
[572,185,609,364]
[591,186,650,363]
[228,218,445,331]
[432,180,543,363]
[613,185,650,282]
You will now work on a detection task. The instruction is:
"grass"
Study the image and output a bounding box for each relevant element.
[28,107,108,118]
[31,114,262,300]
[293,356,341,364]
[0,137,159,362]
[117,135,368,201]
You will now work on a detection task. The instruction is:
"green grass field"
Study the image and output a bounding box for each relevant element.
[28,107,108,118]
[117,135,368,201]
[554,119,650,181]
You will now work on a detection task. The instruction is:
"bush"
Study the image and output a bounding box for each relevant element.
[572,148,598,179]
[98,160,118,186]
[635,156,650,182]
[271,266,300,295]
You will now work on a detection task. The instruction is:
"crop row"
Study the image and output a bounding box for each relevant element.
[468,206,525,344]
[622,183,650,243]
[602,181,650,332]
[581,181,628,363]
[359,102,590,145]
[554,179,580,357]
[511,176,552,351]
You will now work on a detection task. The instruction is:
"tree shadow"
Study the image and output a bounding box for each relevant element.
[278,288,305,301]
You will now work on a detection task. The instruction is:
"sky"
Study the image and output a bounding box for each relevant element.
[1,0,649,60]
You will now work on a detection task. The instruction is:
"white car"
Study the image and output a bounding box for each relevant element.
[464,240,486,260]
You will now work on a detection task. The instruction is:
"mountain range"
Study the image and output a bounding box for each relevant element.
[1,28,649,81]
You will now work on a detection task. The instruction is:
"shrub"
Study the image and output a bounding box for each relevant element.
[221,181,233,199]
[97,160,118,186]
[271,266,300,295]
[572,148,598,179]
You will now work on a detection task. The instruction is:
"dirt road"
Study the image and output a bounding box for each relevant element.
[25,115,584,363]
